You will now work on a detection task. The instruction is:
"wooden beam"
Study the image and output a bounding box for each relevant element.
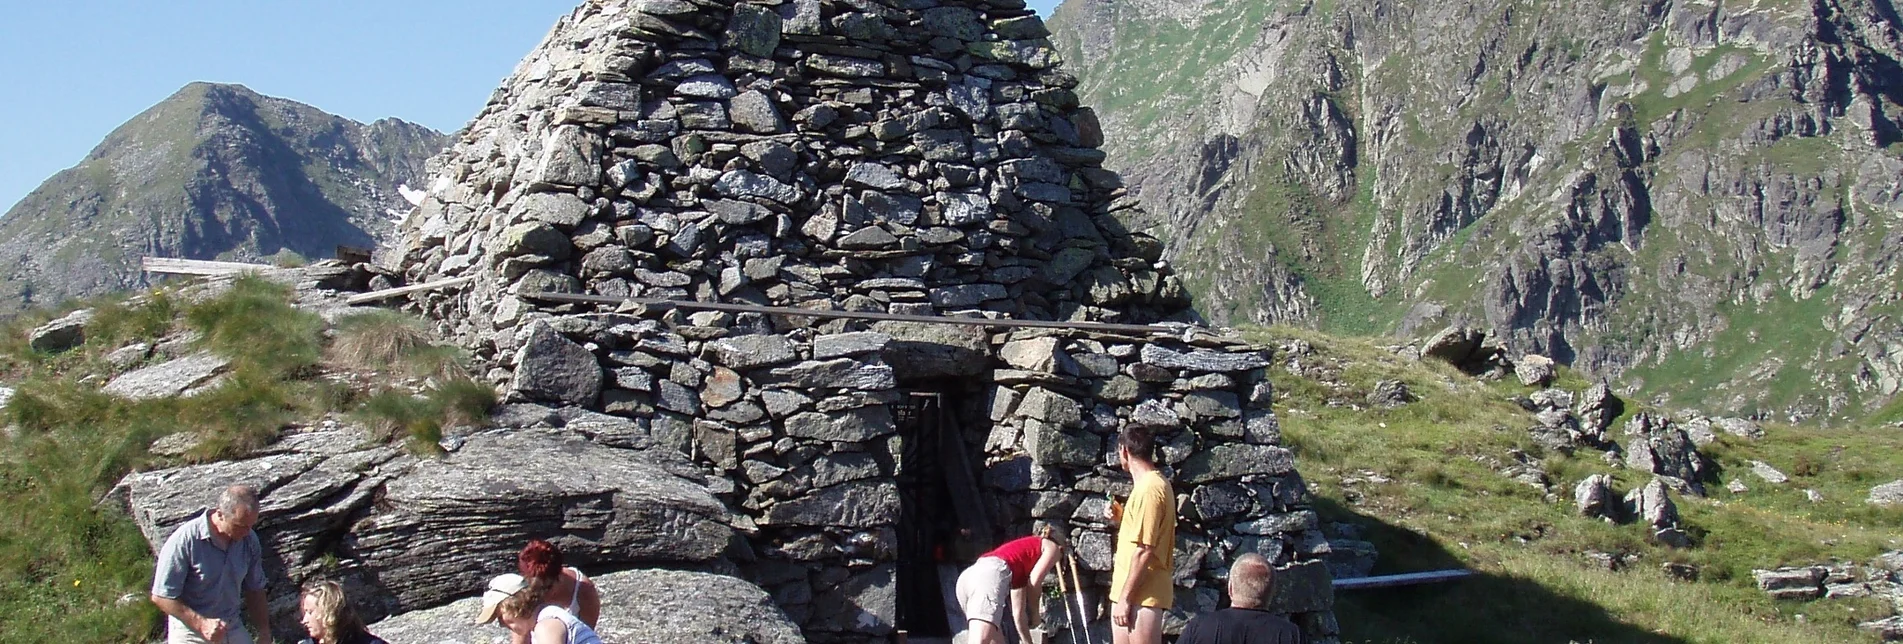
[1332,569,1473,591]
[522,291,1187,337]
[141,257,277,276]
[344,275,477,305]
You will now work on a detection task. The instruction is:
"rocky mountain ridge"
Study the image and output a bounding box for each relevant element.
[0,82,446,314]
[1049,0,1903,423]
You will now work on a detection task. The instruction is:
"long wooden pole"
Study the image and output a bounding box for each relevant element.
[522,291,1188,336]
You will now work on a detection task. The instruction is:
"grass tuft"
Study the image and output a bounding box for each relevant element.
[185,276,323,377]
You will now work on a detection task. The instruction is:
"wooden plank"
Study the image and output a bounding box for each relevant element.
[343,275,477,305]
[522,291,1186,337]
[1332,569,1473,591]
[141,257,277,276]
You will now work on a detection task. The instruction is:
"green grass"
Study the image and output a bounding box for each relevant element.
[351,377,495,455]
[1245,326,1901,643]
[331,309,469,379]
[0,277,423,641]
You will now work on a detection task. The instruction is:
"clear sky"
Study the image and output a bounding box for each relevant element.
[0,0,1063,214]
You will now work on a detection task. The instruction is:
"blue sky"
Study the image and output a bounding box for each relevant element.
[0,0,1062,213]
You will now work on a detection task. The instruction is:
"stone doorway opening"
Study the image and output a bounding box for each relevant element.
[894,384,995,638]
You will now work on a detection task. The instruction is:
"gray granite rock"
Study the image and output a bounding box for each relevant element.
[510,323,602,406]
[29,309,92,353]
[706,334,799,370]
[783,407,895,442]
[1139,344,1270,372]
[1180,445,1295,484]
[1871,479,1903,506]
[101,352,230,400]
[368,568,801,644]
[763,480,899,528]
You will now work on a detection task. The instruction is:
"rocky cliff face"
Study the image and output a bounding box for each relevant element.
[1050,0,1903,423]
[0,83,446,313]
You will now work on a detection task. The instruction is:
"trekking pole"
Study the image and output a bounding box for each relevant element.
[1053,550,1084,644]
[1065,551,1095,644]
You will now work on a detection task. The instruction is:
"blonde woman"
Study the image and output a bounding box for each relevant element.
[296,580,386,644]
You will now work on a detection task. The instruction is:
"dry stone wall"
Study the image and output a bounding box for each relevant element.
[388,0,1334,641]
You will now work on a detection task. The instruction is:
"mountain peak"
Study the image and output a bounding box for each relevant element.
[0,83,449,312]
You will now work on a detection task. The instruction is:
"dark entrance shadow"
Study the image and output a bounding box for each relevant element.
[1313,497,1693,644]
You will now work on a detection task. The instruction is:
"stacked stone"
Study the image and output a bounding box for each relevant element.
[398,0,1190,367]
[386,0,1331,640]
[979,329,1335,637]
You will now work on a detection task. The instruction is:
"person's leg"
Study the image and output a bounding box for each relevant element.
[1109,603,1130,644]
[224,625,255,644]
[968,618,1007,644]
[1130,607,1166,644]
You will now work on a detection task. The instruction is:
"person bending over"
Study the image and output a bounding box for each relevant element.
[1177,553,1303,644]
[954,526,1065,643]
[518,540,601,629]
[479,573,603,644]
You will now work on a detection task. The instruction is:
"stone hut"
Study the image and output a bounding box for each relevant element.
[399,0,1337,640]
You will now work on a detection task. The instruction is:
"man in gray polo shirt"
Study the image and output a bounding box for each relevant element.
[151,485,272,644]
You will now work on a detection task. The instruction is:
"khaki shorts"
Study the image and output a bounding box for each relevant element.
[167,617,255,644]
[956,556,1012,628]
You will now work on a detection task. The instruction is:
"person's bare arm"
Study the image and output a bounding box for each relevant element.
[533,617,570,644]
[579,578,601,628]
[152,594,223,641]
[243,588,270,641]
[1011,586,1038,643]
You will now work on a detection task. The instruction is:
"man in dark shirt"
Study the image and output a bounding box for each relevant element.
[1177,553,1304,644]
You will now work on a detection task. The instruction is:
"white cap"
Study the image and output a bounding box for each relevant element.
[475,573,527,624]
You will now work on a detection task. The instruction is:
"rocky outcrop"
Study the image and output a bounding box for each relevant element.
[1621,413,1709,495]
[368,569,804,644]
[0,83,446,313]
[1050,0,1903,423]
[112,422,735,640]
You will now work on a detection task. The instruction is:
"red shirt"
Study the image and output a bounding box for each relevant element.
[983,536,1046,588]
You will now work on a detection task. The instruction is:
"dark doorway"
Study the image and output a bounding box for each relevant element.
[894,389,995,637]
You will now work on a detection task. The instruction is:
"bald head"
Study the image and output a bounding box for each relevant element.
[1228,553,1274,609]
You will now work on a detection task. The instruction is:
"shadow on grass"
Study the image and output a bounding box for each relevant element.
[1316,497,1691,644]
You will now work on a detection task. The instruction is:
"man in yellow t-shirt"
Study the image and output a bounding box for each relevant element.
[1109,423,1175,644]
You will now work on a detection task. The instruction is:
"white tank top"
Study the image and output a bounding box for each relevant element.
[536,605,603,644]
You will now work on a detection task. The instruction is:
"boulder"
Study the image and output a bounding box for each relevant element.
[1366,380,1414,408]
[1573,382,1620,443]
[1575,474,1615,520]
[369,569,804,644]
[1515,355,1556,387]
[1138,344,1270,372]
[1749,461,1789,484]
[1870,479,1903,506]
[115,428,735,621]
[101,352,230,400]
[28,309,93,353]
[1753,567,1826,600]
[1179,445,1296,484]
[1622,413,1707,495]
[1420,326,1483,366]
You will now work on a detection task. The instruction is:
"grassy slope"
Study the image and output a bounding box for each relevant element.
[1247,326,1903,643]
[0,278,486,643]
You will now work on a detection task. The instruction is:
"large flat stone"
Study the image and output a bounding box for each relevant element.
[510,323,603,406]
[102,352,230,400]
[1179,444,1296,484]
[763,480,899,528]
[369,569,803,644]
